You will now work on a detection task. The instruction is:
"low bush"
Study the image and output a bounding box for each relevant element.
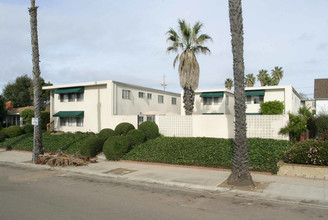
[23,124,34,134]
[127,129,145,147]
[283,140,328,166]
[124,137,292,173]
[3,126,24,138]
[98,128,116,141]
[315,114,328,140]
[260,101,284,115]
[138,121,159,140]
[20,109,34,124]
[0,131,6,142]
[103,136,131,160]
[79,136,105,157]
[114,122,135,136]
[41,111,50,130]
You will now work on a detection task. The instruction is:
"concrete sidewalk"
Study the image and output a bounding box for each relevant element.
[1,148,327,207]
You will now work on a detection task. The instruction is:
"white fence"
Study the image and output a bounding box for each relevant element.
[156,114,289,140]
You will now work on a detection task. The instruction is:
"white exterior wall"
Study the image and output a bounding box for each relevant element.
[316,100,328,115]
[192,115,234,138]
[113,82,180,115]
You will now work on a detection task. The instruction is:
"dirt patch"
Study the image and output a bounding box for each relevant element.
[218,180,270,192]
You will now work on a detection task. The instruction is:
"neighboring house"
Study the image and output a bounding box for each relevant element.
[43,80,181,133]
[187,89,234,115]
[245,85,301,115]
[314,78,328,115]
[5,102,34,127]
[190,85,301,115]
[301,99,316,114]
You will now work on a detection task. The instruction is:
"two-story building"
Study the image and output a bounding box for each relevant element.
[314,78,328,115]
[43,80,181,133]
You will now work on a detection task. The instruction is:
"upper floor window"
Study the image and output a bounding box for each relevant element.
[68,93,75,102]
[147,93,152,100]
[246,96,252,104]
[139,92,144,98]
[213,97,223,105]
[60,94,68,102]
[122,89,131,99]
[171,97,177,105]
[203,97,212,105]
[253,95,264,104]
[158,95,164,104]
[77,93,84,101]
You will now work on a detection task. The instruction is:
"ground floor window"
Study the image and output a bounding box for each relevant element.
[60,117,84,127]
[146,115,155,122]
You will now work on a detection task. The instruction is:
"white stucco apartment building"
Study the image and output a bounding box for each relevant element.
[43,80,181,133]
[188,85,301,116]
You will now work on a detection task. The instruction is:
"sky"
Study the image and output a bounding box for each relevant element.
[0,0,327,98]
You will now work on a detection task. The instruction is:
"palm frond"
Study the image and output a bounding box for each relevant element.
[173,54,180,69]
[195,34,213,45]
[192,46,211,55]
[167,46,178,54]
[192,21,203,38]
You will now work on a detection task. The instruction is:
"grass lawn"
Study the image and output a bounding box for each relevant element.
[0,132,91,154]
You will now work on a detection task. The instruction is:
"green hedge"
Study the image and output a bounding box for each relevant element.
[98,128,116,141]
[260,101,284,115]
[2,126,24,138]
[0,131,6,142]
[114,123,135,136]
[103,136,131,160]
[23,124,34,134]
[138,121,159,140]
[124,137,292,173]
[41,111,50,130]
[283,140,328,166]
[79,136,105,157]
[127,129,145,147]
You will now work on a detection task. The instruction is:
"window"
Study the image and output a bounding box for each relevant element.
[60,118,67,126]
[76,118,84,127]
[77,93,84,101]
[147,93,152,100]
[246,96,252,104]
[138,115,144,124]
[213,97,223,104]
[158,95,164,104]
[122,90,131,99]
[171,97,177,105]
[147,115,155,122]
[203,97,212,105]
[253,95,264,104]
[60,94,68,102]
[139,92,144,98]
[68,117,76,126]
[68,93,75,102]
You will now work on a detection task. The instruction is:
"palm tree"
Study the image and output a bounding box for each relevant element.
[225,78,234,90]
[257,69,269,86]
[167,19,212,115]
[227,0,254,186]
[271,66,283,85]
[29,0,44,162]
[245,74,255,87]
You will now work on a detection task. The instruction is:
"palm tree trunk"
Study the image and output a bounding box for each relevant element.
[29,0,44,162]
[183,86,195,115]
[227,0,254,186]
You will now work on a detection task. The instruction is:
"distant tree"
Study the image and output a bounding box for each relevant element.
[225,78,234,90]
[245,74,255,87]
[29,77,53,109]
[166,19,212,115]
[2,75,33,107]
[257,69,269,86]
[0,95,7,126]
[271,66,283,85]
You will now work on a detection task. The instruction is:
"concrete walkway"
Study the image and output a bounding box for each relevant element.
[1,148,327,207]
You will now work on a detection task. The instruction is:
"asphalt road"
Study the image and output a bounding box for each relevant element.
[0,162,327,220]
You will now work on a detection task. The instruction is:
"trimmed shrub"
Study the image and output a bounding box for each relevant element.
[98,128,115,141]
[41,111,50,130]
[114,122,135,136]
[3,126,24,138]
[283,140,328,166]
[260,101,284,115]
[279,113,307,143]
[103,136,131,160]
[127,129,146,147]
[79,136,105,157]
[0,131,6,142]
[138,121,159,140]
[23,124,34,134]
[124,137,291,173]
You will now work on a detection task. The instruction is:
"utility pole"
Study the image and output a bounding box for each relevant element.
[161,75,167,91]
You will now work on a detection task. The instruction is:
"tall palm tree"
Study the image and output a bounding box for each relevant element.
[257,69,269,86]
[227,0,254,186]
[29,0,44,162]
[271,66,283,85]
[245,74,255,87]
[225,78,234,90]
[167,19,212,115]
